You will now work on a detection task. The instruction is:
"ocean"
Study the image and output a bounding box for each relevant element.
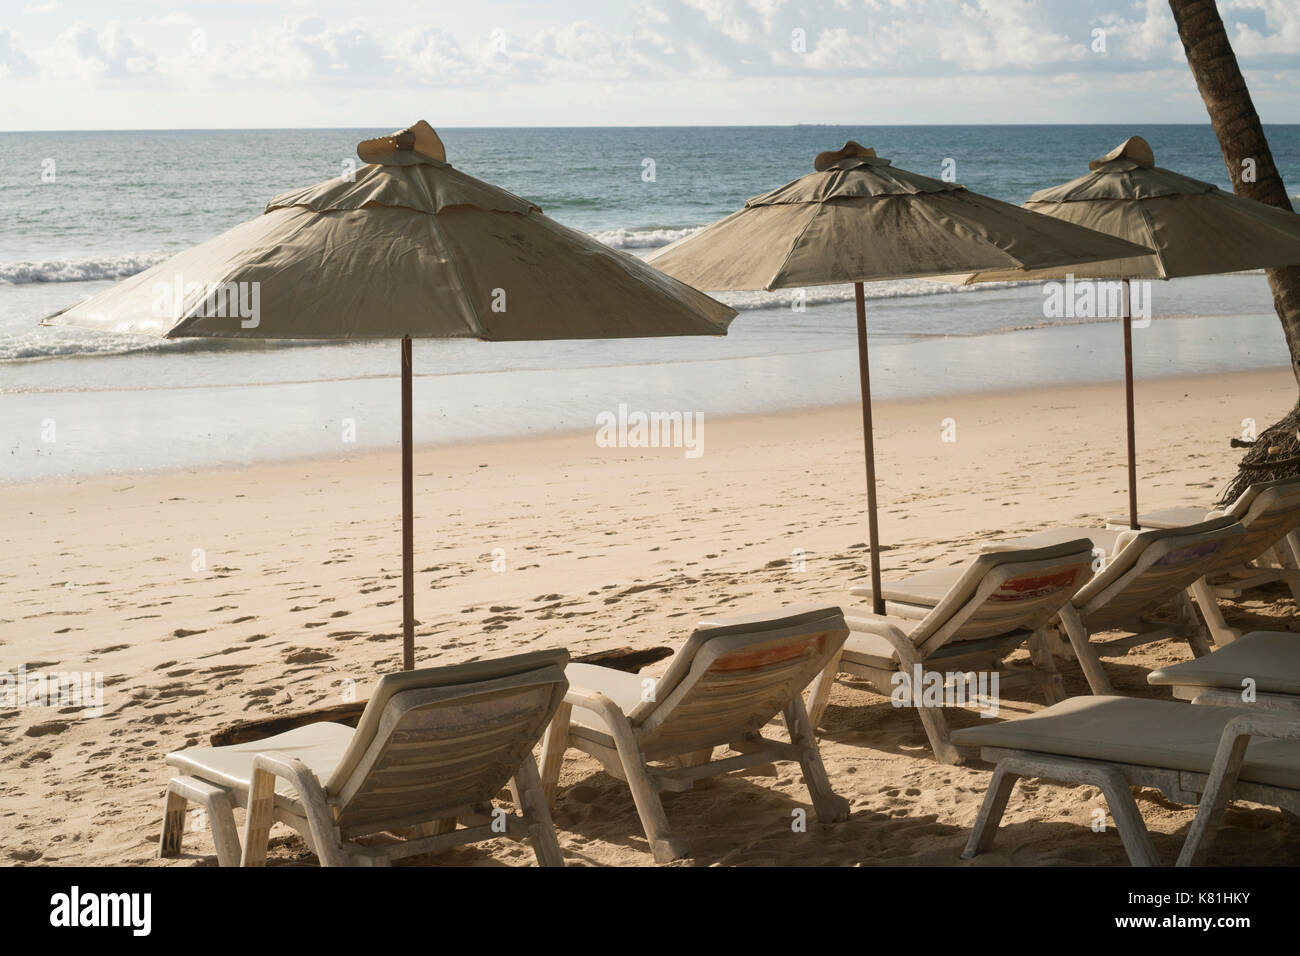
[2,124,1298,480]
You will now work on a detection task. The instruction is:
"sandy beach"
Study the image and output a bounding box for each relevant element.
[4,367,1300,867]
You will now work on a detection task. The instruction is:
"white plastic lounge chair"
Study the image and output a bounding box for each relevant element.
[160,650,570,867]
[953,696,1300,866]
[539,605,850,863]
[812,540,1095,764]
[1148,630,1300,711]
[1106,478,1300,644]
[984,518,1246,696]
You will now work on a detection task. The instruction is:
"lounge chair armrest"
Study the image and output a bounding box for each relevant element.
[242,751,337,866]
[1113,530,1140,555]
[1199,711,1300,806]
[249,750,329,804]
[844,614,925,666]
[1175,710,1300,867]
[844,614,912,644]
[1220,712,1300,746]
[563,687,628,728]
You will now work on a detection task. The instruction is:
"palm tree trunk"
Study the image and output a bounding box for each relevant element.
[1169,0,1300,500]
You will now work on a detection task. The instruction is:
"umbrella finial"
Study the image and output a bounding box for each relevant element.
[814,141,877,172]
[358,121,447,166]
[1089,135,1154,171]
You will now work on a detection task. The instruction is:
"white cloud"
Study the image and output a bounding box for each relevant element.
[0,27,36,77]
[1224,0,1300,56]
[36,21,156,80]
[1,1,1297,126]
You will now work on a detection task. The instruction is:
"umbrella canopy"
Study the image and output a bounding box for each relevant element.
[647,142,1151,614]
[955,136,1300,528]
[45,122,733,341]
[956,136,1300,283]
[44,121,736,668]
[648,142,1148,291]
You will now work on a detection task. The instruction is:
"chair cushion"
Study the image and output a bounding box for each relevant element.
[848,566,966,607]
[983,526,1123,555]
[1113,506,1210,530]
[166,722,355,807]
[951,695,1300,790]
[563,662,651,735]
[840,620,910,669]
[1148,631,1300,696]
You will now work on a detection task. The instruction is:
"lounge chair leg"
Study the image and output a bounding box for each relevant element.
[1176,591,1213,658]
[205,790,241,867]
[1284,532,1300,604]
[511,757,565,867]
[1058,605,1114,695]
[1027,628,1066,704]
[1189,577,1240,645]
[539,702,571,809]
[968,755,1159,865]
[783,698,850,823]
[241,767,276,867]
[804,649,843,731]
[1095,769,1160,867]
[961,762,1021,859]
[607,716,685,863]
[1176,734,1251,867]
[913,696,963,765]
[160,787,187,860]
[160,776,241,866]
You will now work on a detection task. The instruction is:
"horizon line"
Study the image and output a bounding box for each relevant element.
[5,121,1300,134]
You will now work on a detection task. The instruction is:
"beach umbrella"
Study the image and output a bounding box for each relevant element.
[647,142,1149,614]
[956,136,1300,529]
[43,121,735,668]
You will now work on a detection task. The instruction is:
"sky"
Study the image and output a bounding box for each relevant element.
[0,0,1297,130]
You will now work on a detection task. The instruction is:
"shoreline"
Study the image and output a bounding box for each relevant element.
[5,365,1291,492]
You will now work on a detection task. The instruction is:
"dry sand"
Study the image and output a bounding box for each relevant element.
[3,367,1300,867]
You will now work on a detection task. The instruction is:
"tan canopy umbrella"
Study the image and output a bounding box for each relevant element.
[44,121,735,668]
[956,136,1300,528]
[648,142,1150,614]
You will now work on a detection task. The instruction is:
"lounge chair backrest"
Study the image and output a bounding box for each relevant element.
[324,650,568,839]
[1073,517,1244,629]
[628,605,847,759]
[1205,479,1300,574]
[909,540,1094,657]
[1222,476,1300,519]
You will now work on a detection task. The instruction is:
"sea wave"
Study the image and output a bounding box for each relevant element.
[589,226,701,249]
[715,277,1018,311]
[0,228,697,285]
[0,332,340,363]
[0,253,169,285]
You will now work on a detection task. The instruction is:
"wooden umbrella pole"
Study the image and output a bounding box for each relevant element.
[401,335,415,670]
[1122,278,1138,530]
[854,282,885,616]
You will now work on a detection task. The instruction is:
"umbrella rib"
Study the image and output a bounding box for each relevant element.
[767,204,827,290]
[1131,201,1170,280]
[425,215,489,339]
[926,197,1028,272]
